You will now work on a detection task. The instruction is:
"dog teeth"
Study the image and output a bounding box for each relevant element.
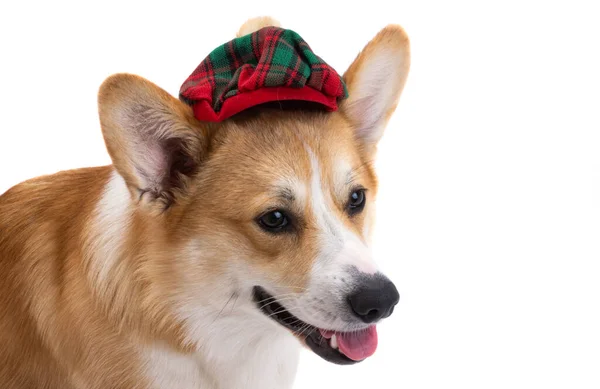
[330,334,338,350]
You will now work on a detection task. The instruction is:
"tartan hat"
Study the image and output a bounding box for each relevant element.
[179,27,348,122]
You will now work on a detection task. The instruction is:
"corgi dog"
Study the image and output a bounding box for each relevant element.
[0,17,410,389]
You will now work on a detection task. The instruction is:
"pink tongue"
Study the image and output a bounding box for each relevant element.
[320,326,378,361]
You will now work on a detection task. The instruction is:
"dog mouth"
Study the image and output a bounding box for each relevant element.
[252,286,378,365]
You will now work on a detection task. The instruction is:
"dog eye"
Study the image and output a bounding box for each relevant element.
[257,210,290,232]
[347,189,366,215]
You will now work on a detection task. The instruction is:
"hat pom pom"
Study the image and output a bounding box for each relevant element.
[237,16,281,37]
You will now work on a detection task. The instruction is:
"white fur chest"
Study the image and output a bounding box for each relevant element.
[143,315,300,389]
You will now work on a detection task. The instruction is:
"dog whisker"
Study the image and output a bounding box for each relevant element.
[211,292,236,325]
[258,297,297,310]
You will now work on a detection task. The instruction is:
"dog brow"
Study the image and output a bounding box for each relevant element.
[276,187,295,202]
[345,161,370,187]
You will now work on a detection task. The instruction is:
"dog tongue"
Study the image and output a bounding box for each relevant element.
[320,326,378,361]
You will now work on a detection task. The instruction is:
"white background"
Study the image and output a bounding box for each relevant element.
[1,1,599,388]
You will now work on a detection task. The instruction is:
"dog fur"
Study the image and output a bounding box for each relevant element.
[0,17,410,389]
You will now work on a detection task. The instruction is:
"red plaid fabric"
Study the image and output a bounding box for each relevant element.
[180,27,348,122]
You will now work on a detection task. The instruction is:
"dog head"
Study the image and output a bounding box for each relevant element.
[97,17,410,364]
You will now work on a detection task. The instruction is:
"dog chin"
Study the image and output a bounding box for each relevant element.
[252,286,378,365]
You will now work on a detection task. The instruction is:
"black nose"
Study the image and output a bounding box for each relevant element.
[347,274,400,323]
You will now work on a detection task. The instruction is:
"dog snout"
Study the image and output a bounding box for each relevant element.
[347,273,399,323]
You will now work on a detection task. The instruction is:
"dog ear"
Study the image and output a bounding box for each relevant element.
[341,25,410,148]
[98,74,207,209]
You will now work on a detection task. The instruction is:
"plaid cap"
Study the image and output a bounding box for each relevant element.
[179,26,348,122]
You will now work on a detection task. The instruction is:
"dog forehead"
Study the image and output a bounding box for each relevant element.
[209,112,355,176]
